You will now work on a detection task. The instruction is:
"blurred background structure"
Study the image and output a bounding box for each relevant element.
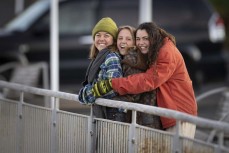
[0,0,229,115]
[0,0,35,27]
[0,0,229,49]
[0,0,229,148]
[0,0,228,90]
[209,0,229,49]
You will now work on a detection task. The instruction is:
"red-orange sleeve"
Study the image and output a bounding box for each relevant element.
[112,40,177,95]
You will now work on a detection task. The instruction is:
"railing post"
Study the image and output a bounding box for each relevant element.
[87,105,95,153]
[16,91,24,153]
[51,97,58,153]
[128,110,137,153]
[214,131,224,153]
[172,120,181,153]
[41,62,50,108]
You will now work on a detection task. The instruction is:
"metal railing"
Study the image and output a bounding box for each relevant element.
[0,80,229,153]
[196,86,229,145]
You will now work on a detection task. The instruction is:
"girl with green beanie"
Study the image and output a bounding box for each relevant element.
[78,17,126,121]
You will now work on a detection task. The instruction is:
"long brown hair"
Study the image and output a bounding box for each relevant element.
[136,22,176,66]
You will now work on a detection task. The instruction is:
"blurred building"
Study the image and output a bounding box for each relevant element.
[0,0,36,27]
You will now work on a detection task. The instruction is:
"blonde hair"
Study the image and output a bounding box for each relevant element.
[89,43,117,59]
[117,25,136,52]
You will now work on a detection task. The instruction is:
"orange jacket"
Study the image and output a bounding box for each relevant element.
[112,38,198,129]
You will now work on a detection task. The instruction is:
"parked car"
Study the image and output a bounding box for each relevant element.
[0,0,227,90]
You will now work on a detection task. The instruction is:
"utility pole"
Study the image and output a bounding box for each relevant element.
[50,0,59,109]
[139,0,153,24]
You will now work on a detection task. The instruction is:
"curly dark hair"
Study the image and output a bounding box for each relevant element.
[136,22,176,66]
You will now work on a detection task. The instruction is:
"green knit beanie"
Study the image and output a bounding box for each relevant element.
[92,17,118,40]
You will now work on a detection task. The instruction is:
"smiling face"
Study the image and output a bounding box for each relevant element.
[136,29,150,54]
[117,29,135,55]
[94,31,114,51]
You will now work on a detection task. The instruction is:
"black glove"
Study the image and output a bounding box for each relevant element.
[92,79,113,97]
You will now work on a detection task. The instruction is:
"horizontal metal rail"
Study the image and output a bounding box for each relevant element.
[196,87,228,102]
[1,80,229,153]
[0,80,229,133]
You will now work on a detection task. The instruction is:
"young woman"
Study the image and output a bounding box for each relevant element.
[115,25,162,129]
[92,22,197,138]
[78,17,123,119]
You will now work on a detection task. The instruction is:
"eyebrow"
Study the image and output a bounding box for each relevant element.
[136,36,148,38]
